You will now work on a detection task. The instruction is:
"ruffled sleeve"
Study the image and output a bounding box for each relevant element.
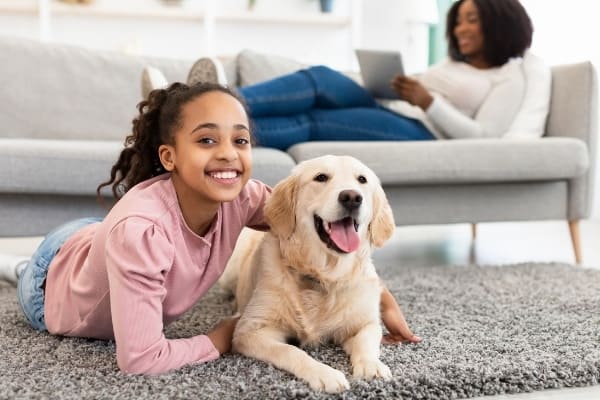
[240,179,272,231]
[106,217,219,375]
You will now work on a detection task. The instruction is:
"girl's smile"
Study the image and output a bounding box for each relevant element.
[159,90,253,235]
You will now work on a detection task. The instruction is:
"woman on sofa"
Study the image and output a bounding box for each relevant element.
[189,0,550,150]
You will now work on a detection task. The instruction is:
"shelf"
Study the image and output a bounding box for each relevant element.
[215,12,352,27]
[0,0,360,68]
[50,1,204,21]
[0,0,37,14]
[0,1,352,25]
[0,0,204,21]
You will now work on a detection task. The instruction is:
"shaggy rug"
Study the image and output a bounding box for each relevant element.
[1,262,599,400]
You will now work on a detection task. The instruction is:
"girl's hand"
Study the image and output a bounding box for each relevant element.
[380,287,422,345]
[391,75,434,111]
[206,316,240,354]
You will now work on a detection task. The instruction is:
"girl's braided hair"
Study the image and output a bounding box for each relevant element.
[97,82,248,200]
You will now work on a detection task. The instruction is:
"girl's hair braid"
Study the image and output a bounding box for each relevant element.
[97,81,248,200]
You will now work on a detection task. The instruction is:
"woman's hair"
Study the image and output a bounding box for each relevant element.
[446,0,533,67]
[96,82,249,200]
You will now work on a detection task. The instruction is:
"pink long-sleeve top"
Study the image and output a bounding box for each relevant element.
[43,174,270,375]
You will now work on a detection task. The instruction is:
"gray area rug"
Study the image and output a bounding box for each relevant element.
[1,262,599,399]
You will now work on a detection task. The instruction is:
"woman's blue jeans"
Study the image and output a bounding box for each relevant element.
[239,65,435,150]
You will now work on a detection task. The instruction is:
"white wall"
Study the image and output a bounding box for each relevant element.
[521,0,600,219]
[0,0,435,71]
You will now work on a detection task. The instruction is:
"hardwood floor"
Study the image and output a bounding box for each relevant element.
[1,219,598,399]
[373,219,600,269]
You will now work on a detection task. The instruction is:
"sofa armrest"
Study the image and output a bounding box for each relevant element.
[546,62,598,144]
[546,61,598,219]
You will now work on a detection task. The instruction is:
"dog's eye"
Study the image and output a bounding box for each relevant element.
[357,175,367,184]
[314,173,329,182]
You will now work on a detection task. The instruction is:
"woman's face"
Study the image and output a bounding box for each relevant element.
[453,0,485,60]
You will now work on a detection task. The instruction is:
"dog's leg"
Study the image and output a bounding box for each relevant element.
[342,323,392,380]
[234,328,350,393]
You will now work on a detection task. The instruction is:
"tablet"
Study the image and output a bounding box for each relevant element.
[355,49,405,99]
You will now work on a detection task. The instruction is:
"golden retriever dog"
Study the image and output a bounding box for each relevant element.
[219,155,396,393]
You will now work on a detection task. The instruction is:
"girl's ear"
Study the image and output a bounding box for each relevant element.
[158,144,175,171]
[264,174,299,239]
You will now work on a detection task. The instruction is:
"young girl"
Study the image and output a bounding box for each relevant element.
[0,82,419,375]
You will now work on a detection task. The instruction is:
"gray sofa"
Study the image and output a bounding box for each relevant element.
[0,36,597,263]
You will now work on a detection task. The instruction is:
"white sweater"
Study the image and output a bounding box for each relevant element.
[379,51,552,139]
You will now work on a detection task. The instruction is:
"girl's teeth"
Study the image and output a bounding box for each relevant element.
[211,171,237,179]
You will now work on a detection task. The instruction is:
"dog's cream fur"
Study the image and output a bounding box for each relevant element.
[220,155,396,392]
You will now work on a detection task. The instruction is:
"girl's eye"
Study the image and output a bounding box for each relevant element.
[198,137,216,144]
[236,138,250,145]
[314,173,329,182]
[358,175,367,184]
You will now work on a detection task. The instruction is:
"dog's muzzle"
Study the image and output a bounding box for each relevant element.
[314,215,360,254]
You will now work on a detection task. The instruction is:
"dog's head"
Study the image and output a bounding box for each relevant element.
[264,155,395,256]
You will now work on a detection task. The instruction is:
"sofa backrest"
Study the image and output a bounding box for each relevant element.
[0,36,191,142]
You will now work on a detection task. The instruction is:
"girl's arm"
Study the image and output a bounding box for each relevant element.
[380,286,421,344]
[106,219,220,375]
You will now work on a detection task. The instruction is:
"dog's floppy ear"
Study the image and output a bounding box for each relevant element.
[264,173,299,239]
[368,184,396,247]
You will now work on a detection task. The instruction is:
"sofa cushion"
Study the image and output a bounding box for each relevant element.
[0,37,190,141]
[0,139,294,195]
[141,65,169,98]
[236,49,307,87]
[287,138,589,185]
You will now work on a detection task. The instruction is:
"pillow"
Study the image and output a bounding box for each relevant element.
[141,65,169,99]
[236,49,307,87]
[503,51,552,138]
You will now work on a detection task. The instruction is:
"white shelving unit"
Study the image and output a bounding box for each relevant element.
[0,0,361,69]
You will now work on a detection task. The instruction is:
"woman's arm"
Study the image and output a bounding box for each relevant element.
[425,71,524,139]
[395,60,528,139]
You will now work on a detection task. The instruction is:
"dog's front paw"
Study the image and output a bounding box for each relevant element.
[303,363,350,393]
[352,358,392,380]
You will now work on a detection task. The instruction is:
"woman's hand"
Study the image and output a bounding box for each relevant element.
[391,75,434,111]
[206,316,240,354]
[380,287,422,345]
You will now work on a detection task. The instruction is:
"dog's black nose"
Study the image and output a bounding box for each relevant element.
[338,190,362,211]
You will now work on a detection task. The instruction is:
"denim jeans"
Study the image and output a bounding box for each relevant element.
[17,217,102,331]
[239,65,435,150]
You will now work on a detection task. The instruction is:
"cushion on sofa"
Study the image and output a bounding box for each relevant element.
[141,65,169,98]
[288,138,589,185]
[0,36,190,142]
[236,49,307,87]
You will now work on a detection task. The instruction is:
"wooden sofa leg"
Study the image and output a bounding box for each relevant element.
[471,223,477,240]
[568,220,582,264]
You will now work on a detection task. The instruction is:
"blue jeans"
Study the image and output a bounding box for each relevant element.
[17,217,102,331]
[239,66,435,150]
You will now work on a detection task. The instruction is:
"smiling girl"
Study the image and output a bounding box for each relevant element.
[4,83,270,375]
[0,82,420,375]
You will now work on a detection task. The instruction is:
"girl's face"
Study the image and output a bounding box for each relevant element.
[161,91,253,206]
[453,0,485,61]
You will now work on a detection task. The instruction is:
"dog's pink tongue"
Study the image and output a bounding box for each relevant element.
[329,217,360,253]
